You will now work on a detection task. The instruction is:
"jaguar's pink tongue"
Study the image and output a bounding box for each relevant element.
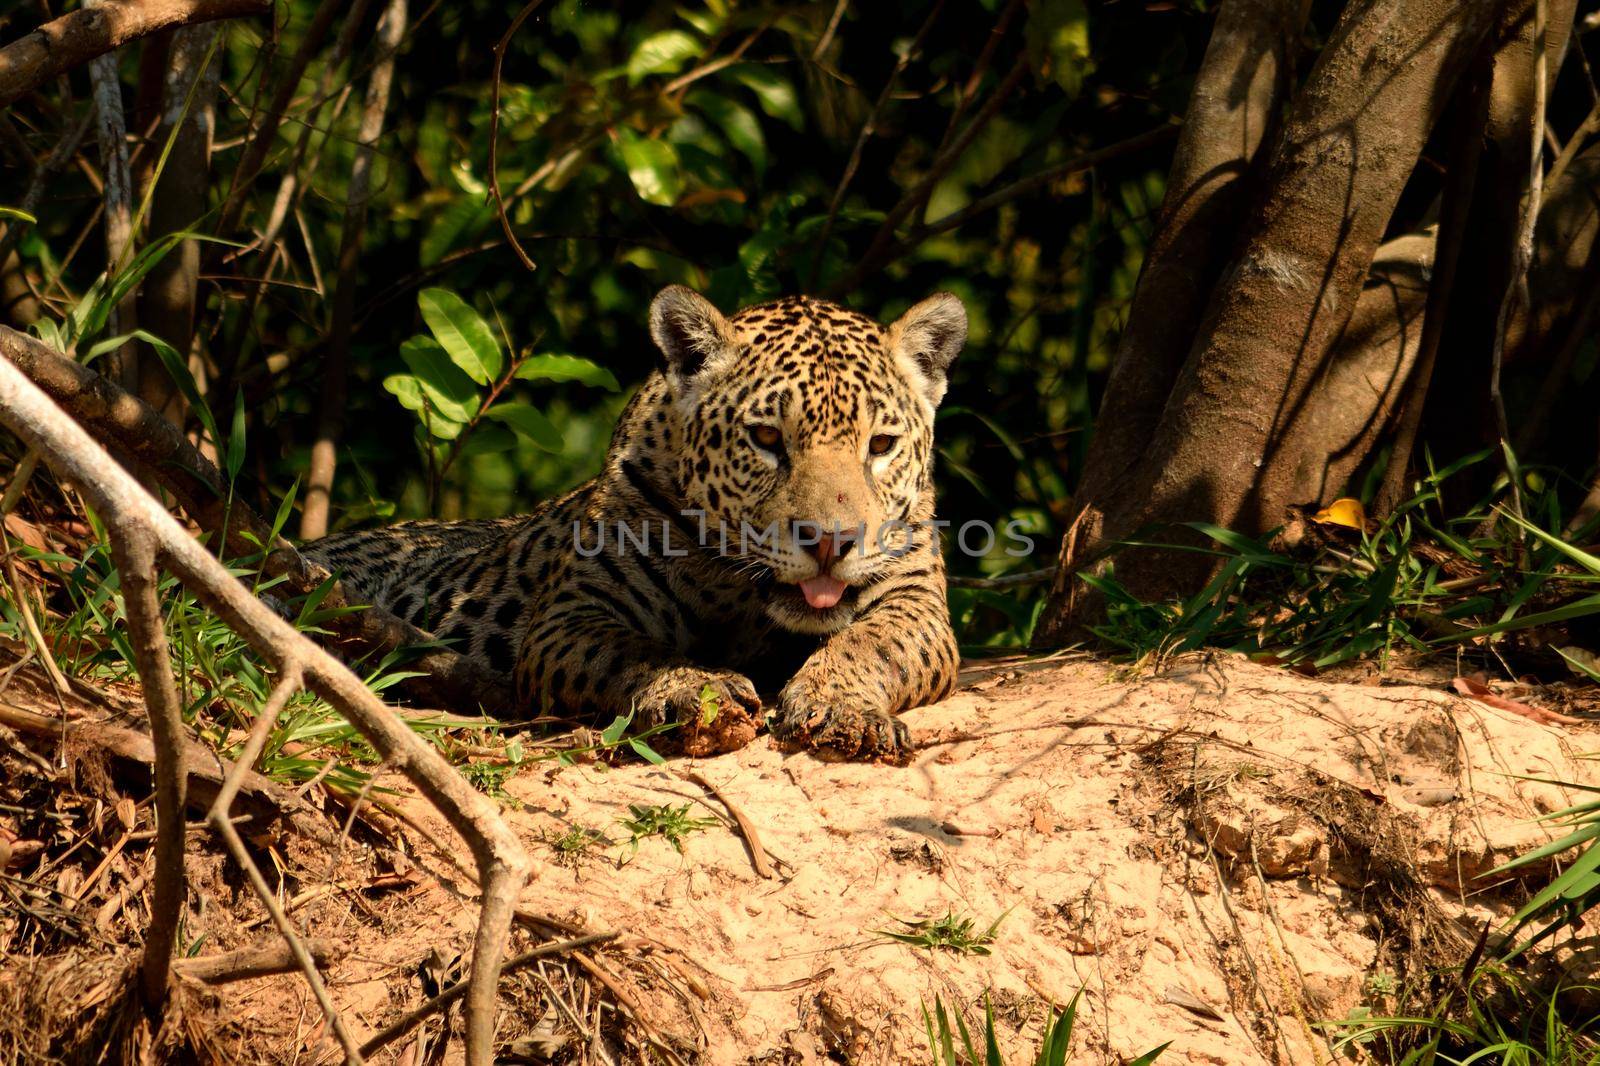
[799,575,847,610]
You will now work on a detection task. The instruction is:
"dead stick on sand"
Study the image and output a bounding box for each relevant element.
[678,769,775,879]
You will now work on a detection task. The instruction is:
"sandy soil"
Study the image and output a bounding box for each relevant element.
[7,650,1600,1064]
[365,652,1600,1064]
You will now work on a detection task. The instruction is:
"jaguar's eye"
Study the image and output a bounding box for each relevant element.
[749,424,784,451]
[868,434,898,456]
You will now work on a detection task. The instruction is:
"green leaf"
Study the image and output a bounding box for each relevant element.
[96,329,220,449]
[600,713,631,746]
[513,353,620,390]
[271,477,300,544]
[629,737,667,765]
[420,197,494,267]
[1025,0,1093,97]
[687,91,767,174]
[1557,646,1600,682]
[727,65,803,130]
[1128,1043,1172,1065]
[617,130,684,207]
[627,29,701,83]
[83,231,242,341]
[225,389,247,485]
[484,403,563,452]
[398,336,478,423]
[456,423,519,457]
[383,372,427,414]
[0,206,37,224]
[418,288,503,385]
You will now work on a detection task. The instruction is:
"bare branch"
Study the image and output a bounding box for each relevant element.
[174,938,344,983]
[489,0,549,274]
[301,0,407,541]
[0,0,271,109]
[215,0,345,240]
[809,0,945,287]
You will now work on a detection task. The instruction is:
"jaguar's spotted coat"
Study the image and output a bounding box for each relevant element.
[305,287,966,759]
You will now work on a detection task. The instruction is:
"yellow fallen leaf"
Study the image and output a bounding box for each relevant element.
[1313,497,1366,529]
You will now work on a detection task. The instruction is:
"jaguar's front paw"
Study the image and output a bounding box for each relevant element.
[771,679,912,762]
[635,667,761,756]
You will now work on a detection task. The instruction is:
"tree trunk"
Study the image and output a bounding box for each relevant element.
[1036,0,1502,645]
[1072,0,1310,511]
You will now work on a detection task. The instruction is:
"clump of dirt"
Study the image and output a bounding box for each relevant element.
[4,650,1598,1063]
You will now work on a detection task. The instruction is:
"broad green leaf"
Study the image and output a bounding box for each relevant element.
[687,91,767,173]
[600,713,631,746]
[1025,0,1093,98]
[383,372,427,415]
[728,65,802,130]
[420,198,494,267]
[399,336,478,423]
[617,131,683,207]
[456,423,519,457]
[514,353,620,391]
[418,288,502,385]
[627,29,700,83]
[484,402,563,452]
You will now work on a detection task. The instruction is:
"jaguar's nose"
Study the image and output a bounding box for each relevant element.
[794,522,859,566]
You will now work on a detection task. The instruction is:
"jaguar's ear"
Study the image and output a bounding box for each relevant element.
[649,285,736,386]
[888,292,967,407]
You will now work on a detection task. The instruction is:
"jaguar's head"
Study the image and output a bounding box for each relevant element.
[649,286,966,634]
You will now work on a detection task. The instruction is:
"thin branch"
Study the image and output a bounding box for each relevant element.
[919,0,1025,225]
[0,109,94,268]
[174,938,343,983]
[811,0,848,61]
[205,667,365,1062]
[300,0,407,541]
[488,0,548,274]
[0,0,272,108]
[829,121,1178,296]
[808,0,945,287]
[833,53,1030,290]
[215,0,345,240]
[946,566,1057,589]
